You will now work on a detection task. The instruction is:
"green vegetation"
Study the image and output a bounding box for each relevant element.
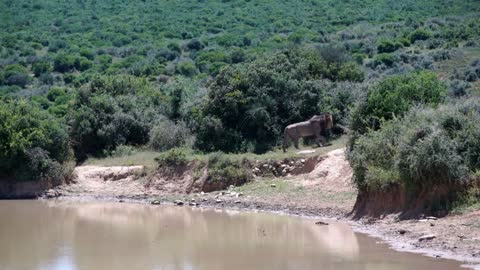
[0,99,72,183]
[1,0,480,214]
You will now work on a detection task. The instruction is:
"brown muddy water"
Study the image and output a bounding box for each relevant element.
[0,200,464,270]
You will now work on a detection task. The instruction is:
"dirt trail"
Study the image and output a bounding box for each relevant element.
[295,148,353,191]
[57,165,152,199]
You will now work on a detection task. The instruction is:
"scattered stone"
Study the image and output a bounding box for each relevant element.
[270,184,276,188]
[151,200,161,205]
[189,202,197,206]
[315,221,329,226]
[426,216,438,220]
[200,191,205,195]
[418,219,429,222]
[398,229,407,235]
[191,198,196,202]
[215,199,223,203]
[419,234,436,241]
[234,200,241,204]
[119,199,125,203]
[174,200,184,206]
[430,223,435,227]
[237,192,244,197]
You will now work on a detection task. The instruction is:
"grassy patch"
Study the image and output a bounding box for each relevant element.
[83,136,348,168]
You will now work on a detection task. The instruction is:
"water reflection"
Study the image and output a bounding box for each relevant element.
[0,201,461,270]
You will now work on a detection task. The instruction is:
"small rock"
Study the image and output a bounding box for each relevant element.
[419,219,429,222]
[398,229,407,235]
[119,199,125,203]
[315,221,329,226]
[430,223,435,227]
[234,200,241,204]
[419,234,436,241]
[189,202,197,206]
[174,200,184,206]
[270,184,276,188]
[215,199,223,203]
[426,216,437,220]
[151,200,160,205]
[300,159,306,163]
[238,192,244,197]
[191,198,196,202]
[289,161,295,166]
[200,191,205,195]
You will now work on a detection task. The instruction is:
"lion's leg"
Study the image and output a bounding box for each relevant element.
[293,138,299,149]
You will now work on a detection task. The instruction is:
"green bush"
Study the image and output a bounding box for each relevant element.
[54,54,78,72]
[373,53,395,67]
[377,39,403,53]
[409,29,432,43]
[148,119,191,151]
[1,64,31,87]
[349,101,480,194]
[350,71,446,134]
[32,62,52,77]
[155,148,188,167]
[205,152,252,190]
[67,75,169,160]
[0,99,72,183]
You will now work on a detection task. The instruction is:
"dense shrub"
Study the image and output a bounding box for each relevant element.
[1,64,31,87]
[409,29,432,43]
[54,54,78,72]
[350,71,447,135]
[349,100,480,193]
[67,75,169,160]
[195,48,364,153]
[0,99,72,183]
[155,148,188,167]
[148,119,191,151]
[204,152,252,190]
[373,53,395,67]
[377,39,403,53]
[32,61,52,77]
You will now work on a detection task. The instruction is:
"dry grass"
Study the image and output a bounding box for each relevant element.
[83,135,348,169]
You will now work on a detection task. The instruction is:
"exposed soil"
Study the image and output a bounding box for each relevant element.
[50,148,480,269]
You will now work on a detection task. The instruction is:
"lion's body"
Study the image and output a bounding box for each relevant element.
[282,114,333,152]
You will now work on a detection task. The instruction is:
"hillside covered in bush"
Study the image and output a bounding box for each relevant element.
[1,0,480,212]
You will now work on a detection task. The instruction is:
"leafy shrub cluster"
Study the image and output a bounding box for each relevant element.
[148,118,192,151]
[349,100,480,193]
[155,148,189,167]
[204,152,252,191]
[67,75,169,160]
[350,71,447,135]
[0,99,71,183]
[195,48,364,153]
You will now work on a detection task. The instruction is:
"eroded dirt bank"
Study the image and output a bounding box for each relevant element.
[50,148,480,269]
